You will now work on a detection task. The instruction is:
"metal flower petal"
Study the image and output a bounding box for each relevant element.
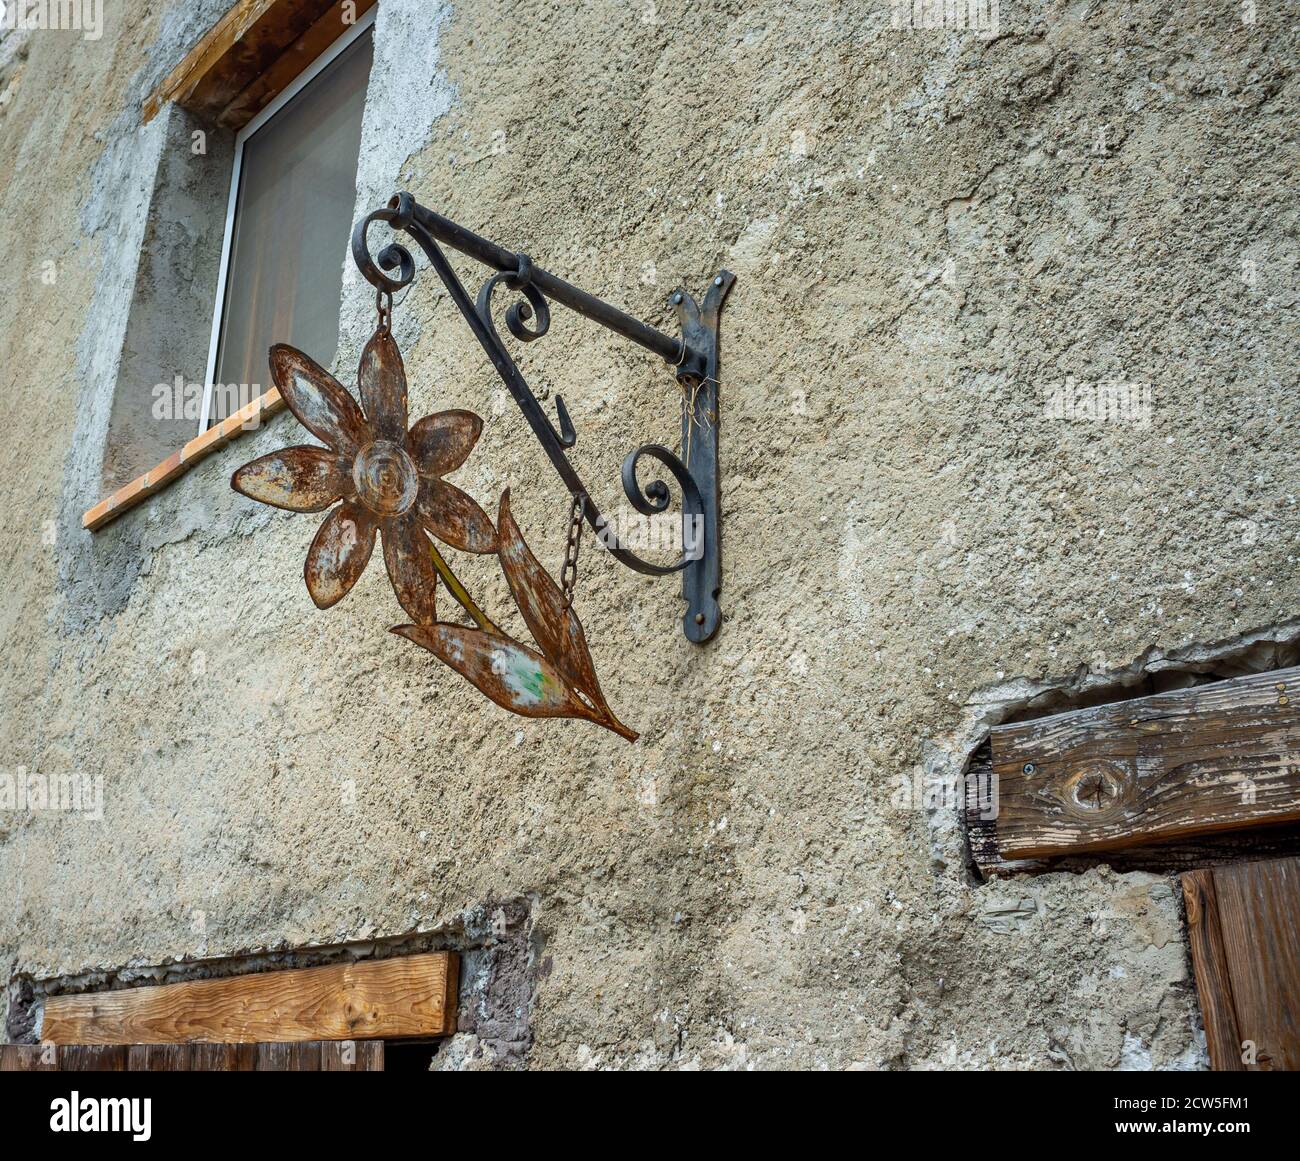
[381,512,439,626]
[406,410,483,477]
[357,330,408,442]
[270,344,370,454]
[231,446,352,512]
[304,500,377,609]
[415,476,498,554]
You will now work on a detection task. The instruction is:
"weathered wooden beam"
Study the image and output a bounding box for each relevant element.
[1181,868,1245,1071]
[144,0,286,124]
[0,1046,55,1071]
[39,953,458,1046]
[141,0,375,129]
[966,741,1300,879]
[217,0,372,128]
[1183,858,1300,1071]
[990,667,1300,860]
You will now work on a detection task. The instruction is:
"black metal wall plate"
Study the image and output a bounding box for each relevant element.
[673,272,733,643]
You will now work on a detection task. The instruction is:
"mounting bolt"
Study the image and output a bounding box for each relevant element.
[1023,763,1037,776]
[671,292,683,305]
[714,276,723,286]
[694,612,705,626]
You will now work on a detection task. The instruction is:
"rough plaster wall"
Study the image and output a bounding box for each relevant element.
[0,0,1295,1069]
[46,0,241,631]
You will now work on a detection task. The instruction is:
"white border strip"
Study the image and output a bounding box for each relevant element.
[199,5,377,434]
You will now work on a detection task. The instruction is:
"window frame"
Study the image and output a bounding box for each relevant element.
[199,3,376,434]
[83,1,380,533]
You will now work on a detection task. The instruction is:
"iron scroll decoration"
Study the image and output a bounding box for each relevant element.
[351,194,733,611]
[232,191,732,741]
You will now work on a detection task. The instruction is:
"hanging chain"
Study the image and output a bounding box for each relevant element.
[376,287,394,334]
[561,493,586,610]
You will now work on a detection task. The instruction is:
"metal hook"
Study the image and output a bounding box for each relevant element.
[553,393,576,448]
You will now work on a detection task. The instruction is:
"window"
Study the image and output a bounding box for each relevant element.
[203,12,374,428]
[84,0,378,532]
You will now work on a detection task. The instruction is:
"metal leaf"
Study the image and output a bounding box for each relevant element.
[357,330,408,442]
[231,446,352,512]
[495,489,610,714]
[392,623,636,741]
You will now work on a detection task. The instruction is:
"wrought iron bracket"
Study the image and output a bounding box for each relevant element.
[671,274,732,641]
[351,193,734,643]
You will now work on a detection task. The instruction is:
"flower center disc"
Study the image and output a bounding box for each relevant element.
[353,440,418,516]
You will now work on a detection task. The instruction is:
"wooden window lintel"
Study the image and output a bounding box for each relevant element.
[142,0,377,130]
[966,665,1300,876]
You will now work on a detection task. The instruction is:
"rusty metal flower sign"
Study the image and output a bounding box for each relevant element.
[232,191,733,743]
[233,322,636,741]
[234,334,496,623]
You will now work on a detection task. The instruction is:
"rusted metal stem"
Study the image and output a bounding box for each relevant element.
[426,541,500,635]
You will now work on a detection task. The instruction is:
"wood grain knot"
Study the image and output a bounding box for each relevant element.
[1059,759,1133,820]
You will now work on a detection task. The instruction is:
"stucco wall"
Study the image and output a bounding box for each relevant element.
[0,0,1295,1068]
